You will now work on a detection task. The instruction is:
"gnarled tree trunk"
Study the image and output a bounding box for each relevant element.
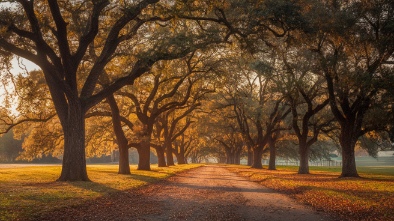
[251,147,263,169]
[177,144,186,164]
[156,146,167,167]
[107,95,131,175]
[58,102,89,181]
[339,126,359,177]
[225,150,232,164]
[298,141,309,174]
[118,145,131,174]
[235,150,241,165]
[268,138,276,170]
[324,72,367,178]
[137,140,151,170]
[165,141,175,166]
[247,146,253,166]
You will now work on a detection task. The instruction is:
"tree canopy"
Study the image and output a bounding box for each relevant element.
[0,0,393,180]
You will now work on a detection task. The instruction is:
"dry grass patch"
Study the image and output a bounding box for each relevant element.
[226,165,394,221]
[0,164,202,220]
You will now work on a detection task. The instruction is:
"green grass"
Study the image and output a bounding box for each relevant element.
[226,165,394,221]
[0,164,202,221]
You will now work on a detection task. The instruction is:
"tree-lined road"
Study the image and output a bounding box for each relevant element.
[39,165,333,221]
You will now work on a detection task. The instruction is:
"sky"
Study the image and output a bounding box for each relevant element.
[1,57,40,115]
[10,57,39,75]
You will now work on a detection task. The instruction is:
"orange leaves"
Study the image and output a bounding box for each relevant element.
[227,165,394,221]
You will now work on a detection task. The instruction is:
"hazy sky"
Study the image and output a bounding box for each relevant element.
[10,57,39,75]
[1,57,39,115]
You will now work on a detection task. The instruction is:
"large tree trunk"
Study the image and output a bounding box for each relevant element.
[156,147,167,167]
[137,140,151,170]
[165,141,175,166]
[177,145,186,164]
[298,141,309,174]
[247,146,253,166]
[341,146,358,177]
[107,95,131,175]
[339,127,359,177]
[325,73,362,178]
[118,145,131,174]
[57,103,89,181]
[177,147,186,164]
[225,150,232,164]
[251,147,263,169]
[268,139,276,170]
[235,150,241,165]
[177,155,186,164]
[231,151,236,164]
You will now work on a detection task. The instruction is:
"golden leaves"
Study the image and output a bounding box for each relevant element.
[228,165,394,221]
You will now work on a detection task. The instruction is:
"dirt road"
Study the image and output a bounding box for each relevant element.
[39,165,334,221]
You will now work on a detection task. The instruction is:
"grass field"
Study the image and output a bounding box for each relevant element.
[1,164,393,221]
[226,165,394,221]
[0,164,202,221]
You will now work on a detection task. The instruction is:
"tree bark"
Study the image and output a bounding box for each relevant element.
[225,150,231,164]
[137,140,151,170]
[107,95,131,175]
[247,146,253,166]
[251,147,263,169]
[156,147,167,167]
[339,127,359,177]
[235,151,241,165]
[324,72,364,178]
[177,144,186,164]
[177,153,186,164]
[268,139,276,170]
[166,141,175,166]
[118,145,131,174]
[57,102,89,181]
[298,141,309,174]
[341,146,358,177]
[178,156,186,164]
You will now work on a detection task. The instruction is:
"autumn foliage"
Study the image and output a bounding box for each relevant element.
[227,165,394,221]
